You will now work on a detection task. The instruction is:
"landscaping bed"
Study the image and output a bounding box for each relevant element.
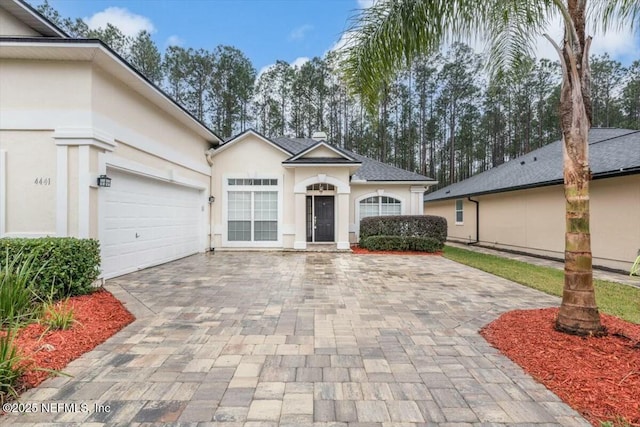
[351,244,442,255]
[3,289,134,393]
[482,308,640,426]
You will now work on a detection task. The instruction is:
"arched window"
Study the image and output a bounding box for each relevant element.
[306,183,335,192]
[359,196,401,220]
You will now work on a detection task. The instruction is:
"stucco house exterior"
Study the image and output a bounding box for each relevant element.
[208,130,435,251]
[0,0,435,279]
[424,128,640,272]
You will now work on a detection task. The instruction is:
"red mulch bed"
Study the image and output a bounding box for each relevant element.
[351,244,442,256]
[4,289,134,393]
[481,308,640,426]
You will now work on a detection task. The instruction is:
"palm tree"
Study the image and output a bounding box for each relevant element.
[342,0,638,336]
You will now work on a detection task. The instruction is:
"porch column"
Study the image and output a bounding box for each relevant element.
[336,192,350,250]
[410,186,427,215]
[293,192,307,249]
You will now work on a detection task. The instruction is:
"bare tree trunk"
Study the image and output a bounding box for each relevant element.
[550,0,604,336]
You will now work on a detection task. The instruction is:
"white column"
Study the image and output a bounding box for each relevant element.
[293,192,307,249]
[336,193,350,249]
[55,145,68,236]
[410,186,427,215]
[77,146,91,238]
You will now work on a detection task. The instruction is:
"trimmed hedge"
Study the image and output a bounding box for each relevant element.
[360,215,447,244]
[0,238,100,300]
[361,235,443,252]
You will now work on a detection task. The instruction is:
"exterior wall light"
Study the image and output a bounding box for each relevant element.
[97,174,112,187]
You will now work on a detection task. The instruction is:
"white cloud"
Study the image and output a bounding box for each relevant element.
[84,7,155,37]
[291,56,310,68]
[257,57,311,78]
[289,24,313,41]
[328,31,355,54]
[357,0,375,9]
[534,18,639,64]
[166,35,184,47]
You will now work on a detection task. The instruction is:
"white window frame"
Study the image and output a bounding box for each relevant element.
[222,175,283,247]
[455,199,464,225]
[354,192,406,237]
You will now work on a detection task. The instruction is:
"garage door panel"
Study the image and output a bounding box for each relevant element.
[101,169,204,279]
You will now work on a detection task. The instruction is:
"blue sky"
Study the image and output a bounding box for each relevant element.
[29,0,640,71]
[29,0,371,73]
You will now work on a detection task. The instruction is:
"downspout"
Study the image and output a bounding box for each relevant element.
[467,196,479,245]
[206,149,215,252]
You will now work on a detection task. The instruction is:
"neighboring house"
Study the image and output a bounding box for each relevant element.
[0,0,435,279]
[0,0,221,278]
[207,130,434,251]
[424,128,640,272]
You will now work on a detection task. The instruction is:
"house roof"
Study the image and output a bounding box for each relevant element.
[0,0,222,144]
[272,136,435,183]
[424,128,640,202]
[1,0,68,38]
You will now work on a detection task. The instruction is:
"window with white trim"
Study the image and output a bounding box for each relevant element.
[359,196,401,220]
[227,179,278,242]
[455,199,464,224]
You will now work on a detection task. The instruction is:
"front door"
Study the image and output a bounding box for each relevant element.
[314,196,334,242]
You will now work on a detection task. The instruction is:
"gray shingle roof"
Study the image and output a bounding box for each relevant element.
[424,128,640,202]
[272,137,434,182]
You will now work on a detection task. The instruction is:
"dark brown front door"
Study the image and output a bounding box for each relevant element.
[314,196,334,242]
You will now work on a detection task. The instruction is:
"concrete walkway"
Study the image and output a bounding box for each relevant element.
[3,252,590,426]
[446,242,640,288]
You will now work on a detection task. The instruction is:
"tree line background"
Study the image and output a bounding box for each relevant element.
[39,1,640,189]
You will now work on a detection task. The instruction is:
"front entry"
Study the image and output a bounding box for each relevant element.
[307,195,335,242]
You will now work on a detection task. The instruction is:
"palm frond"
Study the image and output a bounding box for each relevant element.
[588,0,640,33]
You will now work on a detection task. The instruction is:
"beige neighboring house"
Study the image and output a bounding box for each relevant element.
[0,0,221,278]
[424,128,640,272]
[0,0,436,279]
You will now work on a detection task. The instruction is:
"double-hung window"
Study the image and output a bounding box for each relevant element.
[227,179,278,242]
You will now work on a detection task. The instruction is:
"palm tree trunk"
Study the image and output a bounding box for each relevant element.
[552,1,604,336]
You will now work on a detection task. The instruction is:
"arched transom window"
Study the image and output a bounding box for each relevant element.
[359,196,401,220]
[307,183,336,192]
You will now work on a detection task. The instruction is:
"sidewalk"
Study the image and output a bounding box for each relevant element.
[446,242,640,289]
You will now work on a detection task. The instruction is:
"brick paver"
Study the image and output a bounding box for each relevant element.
[2,252,591,426]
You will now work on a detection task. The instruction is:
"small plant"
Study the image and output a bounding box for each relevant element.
[41,299,76,331]
[0,252,41,327]
[0,326,27,404]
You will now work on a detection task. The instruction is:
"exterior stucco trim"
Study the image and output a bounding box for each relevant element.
[0,150,6,237]
[102,154,207,190]
[55,145,68,236]
[293,174,350,194]
[53,127,116,151]
[77,146,90,238]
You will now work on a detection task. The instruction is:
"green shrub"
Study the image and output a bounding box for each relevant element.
[0,238,100,300]
[0,327,26,404]
[0,253,41,327]
[359,215,447,244]
[361,235,443,252]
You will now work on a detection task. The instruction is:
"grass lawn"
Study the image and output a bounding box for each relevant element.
[443,245,640,324]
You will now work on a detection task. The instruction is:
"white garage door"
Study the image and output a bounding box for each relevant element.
[100,168,204,279]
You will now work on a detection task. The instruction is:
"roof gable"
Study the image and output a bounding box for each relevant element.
[424,128,640,202]
[288,141,355,161]
[211,129,292,157]
[1,0,68,38]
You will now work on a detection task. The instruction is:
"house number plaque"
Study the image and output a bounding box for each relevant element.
[34,177,52,185]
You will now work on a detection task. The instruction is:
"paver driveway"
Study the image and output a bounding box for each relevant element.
[3,252,590,426]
